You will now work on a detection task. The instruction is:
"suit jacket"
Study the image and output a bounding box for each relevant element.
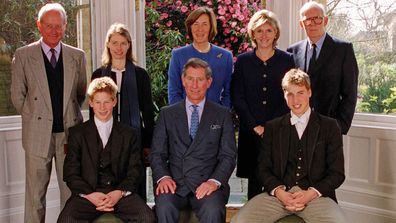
[257,111,345,202]
[91,66,155,148]
[287,33,358,134]
[150,100,237,196]
[11,40,87,158]
[64,119,142,195]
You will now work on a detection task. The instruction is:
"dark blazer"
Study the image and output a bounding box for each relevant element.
[64,119,142,195]
[257,111,345,202]
[287,33,358,134]
[150,100,237,196]
[231,48,294,178]
[91,66,155,148]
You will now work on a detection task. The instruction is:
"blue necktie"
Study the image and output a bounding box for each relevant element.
[50,48,57,68]
[190,105,199,139]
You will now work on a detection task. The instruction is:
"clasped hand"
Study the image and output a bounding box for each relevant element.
[156,177,218,199]
[275,188,318,212]
[84,190,123,212]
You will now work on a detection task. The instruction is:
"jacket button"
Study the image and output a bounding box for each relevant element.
[262,101,267,105]
[34,97,38,100]
[38,117,41,120]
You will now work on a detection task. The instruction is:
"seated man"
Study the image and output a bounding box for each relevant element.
[232,69,347,223]
[150,58,237,223]
[58,77,155,223]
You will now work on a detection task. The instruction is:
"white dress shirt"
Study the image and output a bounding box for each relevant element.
[40,39,61,62]
[94,116,113,148]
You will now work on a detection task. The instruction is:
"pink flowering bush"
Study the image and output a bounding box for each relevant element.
[146,0,262,112]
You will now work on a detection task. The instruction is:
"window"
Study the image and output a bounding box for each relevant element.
[327,0,396,115]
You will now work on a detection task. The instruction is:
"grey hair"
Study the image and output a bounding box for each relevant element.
[299,1,326,19]
[38,3,67,24]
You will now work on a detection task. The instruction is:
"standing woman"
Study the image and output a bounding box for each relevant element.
[231,10,294,199]
[168,6,233,108]
[91,23,155,200]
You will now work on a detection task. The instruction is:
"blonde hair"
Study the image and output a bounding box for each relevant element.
[248,9,280,48]
[101,23,135,66]
[282,69,311,91]
[87,77,118,101]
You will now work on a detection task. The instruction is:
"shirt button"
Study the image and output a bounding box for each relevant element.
[263,74,267,78]
[262,101,267,105]
[263,87,267,91]
[296,182,299,185]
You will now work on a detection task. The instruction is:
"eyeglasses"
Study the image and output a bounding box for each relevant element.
[302,16,324,26]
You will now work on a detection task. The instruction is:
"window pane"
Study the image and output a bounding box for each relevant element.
[327,0,396,115]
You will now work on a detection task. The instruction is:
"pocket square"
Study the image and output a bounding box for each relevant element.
[210,124,221,130]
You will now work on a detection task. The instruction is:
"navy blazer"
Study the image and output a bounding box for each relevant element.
[258,111,345,202]
[287,33,358,134]
[64,119,143,195]
[150,100,237,196]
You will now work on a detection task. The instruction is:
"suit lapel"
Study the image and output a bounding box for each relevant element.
[279,115,291,176]
[110,122,123,176]
[306,112,320,169]
[296,40,308,71]
[62,43,76,115]
[312,34,335,74]
[174,101,191,151]
[85,120,101,169]
[30,42,52,112]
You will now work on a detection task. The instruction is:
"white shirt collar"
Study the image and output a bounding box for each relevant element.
[94,116,113,148]
[290,107,311,125]
[40,38,61,54]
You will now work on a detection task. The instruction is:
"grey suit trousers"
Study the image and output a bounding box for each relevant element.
[231,187,347,223]
[25,133,70,223]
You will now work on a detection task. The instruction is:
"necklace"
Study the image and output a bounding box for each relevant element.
[193,43,211,53]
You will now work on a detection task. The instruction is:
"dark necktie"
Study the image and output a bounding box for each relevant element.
[190,105,199,139]
[308,44,316,75]
[50,48,57,68]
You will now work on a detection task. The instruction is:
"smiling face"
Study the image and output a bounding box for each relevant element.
[37,10,66,48]
[89,91,117,122]
[284,84,311,117]
[107,33,130,60]
[253,22,277,49]
[300,7,328,42]
[182,66,212,104]
[191,14,211,44]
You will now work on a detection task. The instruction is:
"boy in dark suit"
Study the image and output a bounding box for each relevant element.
[232,69,347,223]
[57,77,154,222]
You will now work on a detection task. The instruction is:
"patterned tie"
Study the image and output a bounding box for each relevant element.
[308,44,316,75]
[190,105,199,139]
[50,48,57,68]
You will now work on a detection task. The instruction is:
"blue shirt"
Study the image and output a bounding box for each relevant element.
[168,44,233,108]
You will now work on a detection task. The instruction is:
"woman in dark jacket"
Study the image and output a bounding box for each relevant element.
[231,10,294,200]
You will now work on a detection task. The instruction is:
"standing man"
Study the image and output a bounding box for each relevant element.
[232,69,347,223]
[287,1,358,134]
[150,58,236,223]
[10,3,87,223]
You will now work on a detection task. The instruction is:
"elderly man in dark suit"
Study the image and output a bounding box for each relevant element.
[150,58,237,223]
[287,1,358,135]
[57,77,155,223]
[10,3,86,222]
[232,69,347,223]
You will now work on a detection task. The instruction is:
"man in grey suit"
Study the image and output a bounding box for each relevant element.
[287,1,358,134]
[10,3,86,223]
[150,58,237,223]
[232,69,347,223]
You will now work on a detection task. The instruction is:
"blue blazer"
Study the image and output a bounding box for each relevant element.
[287,34,358,134]
[150,100,237,197]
